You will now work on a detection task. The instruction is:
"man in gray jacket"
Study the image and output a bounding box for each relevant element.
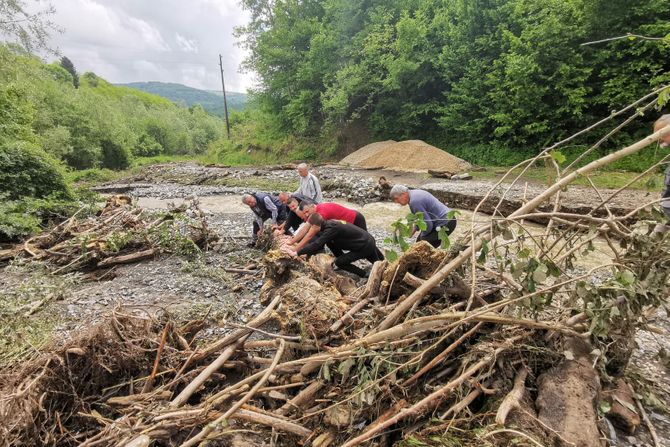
[653,115,670,224]
[294,163,323,203]
[390,185,457,248]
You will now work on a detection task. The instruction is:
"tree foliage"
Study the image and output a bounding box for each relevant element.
[0,140,71,201]
[0,45,226,171]
[59,56,78,88]
[0,0,61,53]
[237,0,670,153]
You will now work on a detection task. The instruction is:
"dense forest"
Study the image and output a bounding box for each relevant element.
[119,82,248,116]
[236,0,670,163]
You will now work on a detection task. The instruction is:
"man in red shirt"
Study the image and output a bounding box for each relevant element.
[289,202,368,252]
[302,202,367,229]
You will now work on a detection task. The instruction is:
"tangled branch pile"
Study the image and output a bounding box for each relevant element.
[0,195,216,273]
[1,117,669,447]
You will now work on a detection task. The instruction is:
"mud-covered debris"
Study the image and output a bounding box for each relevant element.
[2,196,217,273]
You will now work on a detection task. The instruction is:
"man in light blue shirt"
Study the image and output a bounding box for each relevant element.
[390,184,457,248]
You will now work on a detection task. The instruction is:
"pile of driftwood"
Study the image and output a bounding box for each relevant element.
[0,195,216,274]
[1,104,670,447]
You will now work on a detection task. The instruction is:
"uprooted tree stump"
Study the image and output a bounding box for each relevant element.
[536,338,604,447]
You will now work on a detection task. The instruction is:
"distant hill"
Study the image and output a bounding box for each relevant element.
[118,81,247,116]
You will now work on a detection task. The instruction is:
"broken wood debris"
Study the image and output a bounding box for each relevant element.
[1,126,670,446]
[0,195,216,274]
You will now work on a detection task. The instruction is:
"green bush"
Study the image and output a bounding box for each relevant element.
[444,144,534,167]
[134,133,164,156]
[0,199,41,240]
[0,193,95,242]
[0,141,72,200]
[101,139,131,170]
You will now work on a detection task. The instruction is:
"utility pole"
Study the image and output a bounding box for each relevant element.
[218,54,231,139]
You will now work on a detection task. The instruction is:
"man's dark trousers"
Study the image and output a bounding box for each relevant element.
[330,243,383,277]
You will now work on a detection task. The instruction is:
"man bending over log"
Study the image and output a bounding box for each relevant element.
[276,192,312,234]
[390,184,457,248]
[654,115,670,228]
[242,193,288,246]
[290,201,368,253]
[296,213,384,277]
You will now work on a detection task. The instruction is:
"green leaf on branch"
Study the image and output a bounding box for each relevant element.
[617,270,635,286]
[532,265,547,283]
[518,248,531,258]
[599,400,612,414]
[385,249,398,262]
[477,240,489,264]
[438,226,451,249]
[550,150,566,165]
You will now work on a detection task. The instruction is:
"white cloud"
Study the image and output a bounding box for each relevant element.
[41,0,253,92]
[176,33,199,53]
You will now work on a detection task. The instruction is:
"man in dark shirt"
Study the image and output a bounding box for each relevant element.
[297,213,384,277]
[277,192,311,234]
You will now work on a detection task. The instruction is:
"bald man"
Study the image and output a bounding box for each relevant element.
[294,163,323,203]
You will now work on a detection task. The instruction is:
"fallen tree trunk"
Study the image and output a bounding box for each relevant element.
[536,357,603,447]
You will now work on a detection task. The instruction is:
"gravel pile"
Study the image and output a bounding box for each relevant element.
[341,140,471,173]
[340,140,396,165]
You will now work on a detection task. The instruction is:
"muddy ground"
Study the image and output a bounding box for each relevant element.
[1,162,669,446]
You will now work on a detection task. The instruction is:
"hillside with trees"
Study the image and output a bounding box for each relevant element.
[0,44,228,239]
[233,0,670,165]
[119,81,248,116]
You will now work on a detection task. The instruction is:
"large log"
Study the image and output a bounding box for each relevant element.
[535,339,603,447]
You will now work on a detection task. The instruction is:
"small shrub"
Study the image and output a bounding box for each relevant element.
[0,194,89,242]
[134,133,163,157]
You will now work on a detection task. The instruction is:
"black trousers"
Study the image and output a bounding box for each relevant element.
[353,211,367,231]
[417,218,457,248]
[330,243,384,277]
[283,211,303,235]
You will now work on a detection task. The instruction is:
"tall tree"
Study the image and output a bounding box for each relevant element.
[59,56,79,88]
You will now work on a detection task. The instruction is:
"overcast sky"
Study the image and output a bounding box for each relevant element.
[42,0,254,93]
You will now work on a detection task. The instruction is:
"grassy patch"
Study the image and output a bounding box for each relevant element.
[132,154,218,167]
[0,262,82,367]
[209,176,297,192]
[66,168,126,187]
